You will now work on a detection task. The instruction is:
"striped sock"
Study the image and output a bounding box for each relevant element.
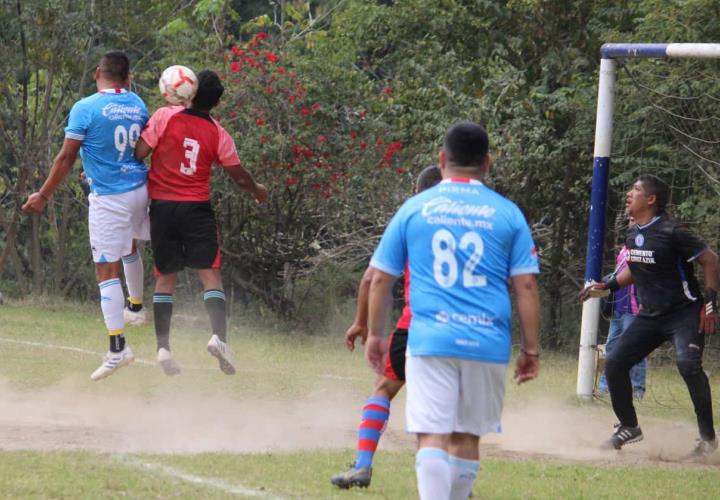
[203,289,226,342]
[153,293,174,350]
[122,251,144,310]
[354,396,390,469]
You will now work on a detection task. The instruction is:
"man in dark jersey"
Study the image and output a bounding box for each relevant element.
[583,174,719,457]
[135,70,267,375]
[331,165,442,489]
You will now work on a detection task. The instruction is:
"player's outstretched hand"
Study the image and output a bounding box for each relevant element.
[364,335,387,375]
[21,192,48,214]
[513,351,540,384]
[253,183,268,204]
[344,323,368,351]
[579,281,610,302]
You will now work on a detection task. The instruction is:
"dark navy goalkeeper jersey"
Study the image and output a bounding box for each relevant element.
[625,213,707,316]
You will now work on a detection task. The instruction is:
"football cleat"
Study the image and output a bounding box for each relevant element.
[207,334,236,375]
[157,347,181,376]
[687,437,718,461]
[603,423,643,450]
[90,346,135,381]
[123,307,148,327]
[330,465,372,489]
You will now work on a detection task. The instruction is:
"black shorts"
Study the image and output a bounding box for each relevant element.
[149,200,220,274]
[384,328,408,381]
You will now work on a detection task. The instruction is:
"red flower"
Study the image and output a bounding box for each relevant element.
[219,74,226,81]
[276,67,286,74]
[260,137,268,144]
[350,131,358,139]
[230,62,241,73]
[318,135,326,143]
[256,118,266,126]
[265,86,274,94]
[255,32,268,41]
[231,46,241,56]
[358,110,366,120]
[359,141,368,149]
[265,52,279,63]
[376,138,384,146]
[312,182,322,189]
[288,95,296,103]
[311,103,321,111]
[322,191,332,199]
[300,108,310,116]
[286,177,299,186]
[229,111,237,118]
[396,168,406,174]
[383,86,393,95]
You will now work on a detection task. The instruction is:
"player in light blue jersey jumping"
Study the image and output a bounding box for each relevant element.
[366,122,541,500]
[23,51,150,381]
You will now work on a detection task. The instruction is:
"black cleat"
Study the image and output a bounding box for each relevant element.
[603,424,643,450]
[330,465,372,489]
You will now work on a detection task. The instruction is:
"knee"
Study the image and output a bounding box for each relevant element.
[605,355,630,378]
[677,358,703,379]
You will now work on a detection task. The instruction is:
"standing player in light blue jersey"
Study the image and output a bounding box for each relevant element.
[366,122,541,500]
[23,51,150,381]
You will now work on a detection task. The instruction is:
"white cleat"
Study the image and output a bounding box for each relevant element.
[207,334,236,375]
[157,347,181,376]
[123,307,148,327]
[90,346,135,381]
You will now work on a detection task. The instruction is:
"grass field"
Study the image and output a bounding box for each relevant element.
[1,298,720,499]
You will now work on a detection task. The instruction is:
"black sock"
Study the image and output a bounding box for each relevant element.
[153,293,174,350]
[127,301,143,313]
[110,334,125,353]
[203,289,226,342]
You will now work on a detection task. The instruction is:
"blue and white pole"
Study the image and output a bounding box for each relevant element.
[577,43,720,399]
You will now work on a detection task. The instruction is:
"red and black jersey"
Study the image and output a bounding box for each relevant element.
[147,109,237,201]
[625,213,707,316]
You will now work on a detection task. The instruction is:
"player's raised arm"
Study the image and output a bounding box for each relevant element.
[22,138,82,213]
[511,273,541,384]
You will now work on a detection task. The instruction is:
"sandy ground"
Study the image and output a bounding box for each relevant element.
[0,377,717,469]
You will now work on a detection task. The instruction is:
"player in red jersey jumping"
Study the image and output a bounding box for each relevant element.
[331,165,442,489]
[135,70,267,375]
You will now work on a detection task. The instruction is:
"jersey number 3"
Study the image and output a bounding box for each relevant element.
[432,229,487,288]
[180,138,200,176]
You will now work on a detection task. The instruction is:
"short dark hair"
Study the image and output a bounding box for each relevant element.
[637,173,669,211]
[416,165,442,193]
[192,70,224,111]
[98,51,130,82]
[443,121,489,169]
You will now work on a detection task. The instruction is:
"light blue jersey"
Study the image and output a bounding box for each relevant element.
[370,179,539,364]
[65,89,149,195]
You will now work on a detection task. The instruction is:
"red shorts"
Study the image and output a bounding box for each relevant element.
[384,328,408,381]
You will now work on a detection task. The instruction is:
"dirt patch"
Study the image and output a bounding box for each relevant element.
[0,378,716,468]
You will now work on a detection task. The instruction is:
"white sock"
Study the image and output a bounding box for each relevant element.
[449,455,480,500]
[416,447,451,500]
[122,250,144,307]
[99,278,125,332]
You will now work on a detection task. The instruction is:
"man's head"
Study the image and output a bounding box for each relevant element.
[439,121,491,177]
[96,51,130,87]
[625,173,669,217]
[415,165,442,193]
[192,70,224,111]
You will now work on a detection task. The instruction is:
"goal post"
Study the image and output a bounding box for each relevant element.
[576,43,720,399]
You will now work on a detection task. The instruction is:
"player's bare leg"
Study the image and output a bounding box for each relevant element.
[154,272,180,375]
[197,268,234,374]
[331,375,404,488]
[91,261,134,381]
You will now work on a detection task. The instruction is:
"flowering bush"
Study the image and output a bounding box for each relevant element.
[214,32,410,317]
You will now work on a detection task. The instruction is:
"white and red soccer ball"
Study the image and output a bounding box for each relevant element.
[159,65,198,105]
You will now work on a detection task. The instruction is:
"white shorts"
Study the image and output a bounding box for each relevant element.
[88,184,150,263]
[405,355,506,437]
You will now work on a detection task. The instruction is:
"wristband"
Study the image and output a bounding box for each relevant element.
[705,289,718,315]
[521,348,540,358]
[603,275,620,292]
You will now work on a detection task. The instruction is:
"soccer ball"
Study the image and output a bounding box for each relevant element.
[159,65,198,105]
